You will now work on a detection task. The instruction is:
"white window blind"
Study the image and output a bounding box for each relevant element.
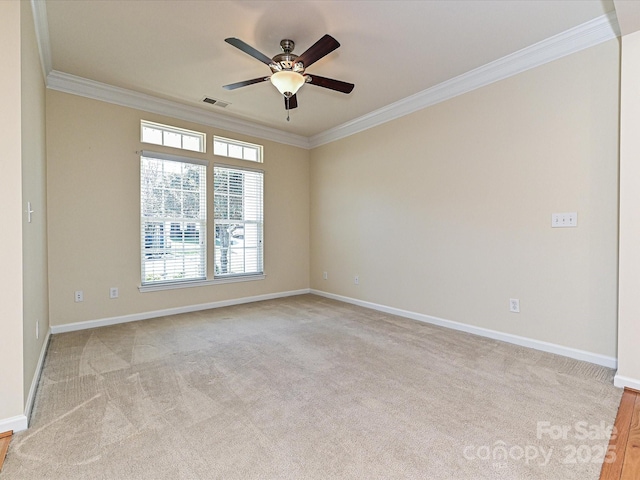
[141,152,207,285]
[214,165,264,277]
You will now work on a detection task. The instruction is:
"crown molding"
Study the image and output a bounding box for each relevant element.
[34,6,619,150]
[308,11,621,148]
[46,71,310,149]
[31,0,52,79]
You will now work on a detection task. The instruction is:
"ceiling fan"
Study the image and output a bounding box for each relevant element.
[223,34,354,119]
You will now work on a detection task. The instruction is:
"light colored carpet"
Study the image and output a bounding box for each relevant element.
[2,294,621,479]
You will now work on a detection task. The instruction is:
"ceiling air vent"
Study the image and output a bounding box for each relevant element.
[202,97,230,108]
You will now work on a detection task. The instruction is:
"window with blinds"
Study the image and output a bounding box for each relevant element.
[214,165,264,277]
[141,152,207,285]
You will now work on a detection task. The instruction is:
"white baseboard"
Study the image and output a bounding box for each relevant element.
[24,329,51,425]
[51,289,311,334]
[0,414,28,434]
[49,286,617,368]
[310,289,617,369]
[614,374,640,390]
[0,331,51,434]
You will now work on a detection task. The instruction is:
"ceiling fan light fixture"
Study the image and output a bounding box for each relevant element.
[270,70,305,98]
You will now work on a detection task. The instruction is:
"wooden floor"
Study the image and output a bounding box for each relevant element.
[0,431,12,472]
[600,388,640,480]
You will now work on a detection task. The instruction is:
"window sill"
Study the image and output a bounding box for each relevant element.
[138,274,265,292]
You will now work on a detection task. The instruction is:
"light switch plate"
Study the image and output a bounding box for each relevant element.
[552,212,577,228]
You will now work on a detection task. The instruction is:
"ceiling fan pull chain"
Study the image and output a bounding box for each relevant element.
[286,96,290,121]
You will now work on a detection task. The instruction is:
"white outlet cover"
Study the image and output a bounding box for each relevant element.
[510,298,520,313]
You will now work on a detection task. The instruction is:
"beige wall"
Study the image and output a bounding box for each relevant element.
[310,39,620,358]
[0,0,48,428]
[21,0,49,406]
[617,30,640,386]
[46,91,309,327]
[0,0,25,423]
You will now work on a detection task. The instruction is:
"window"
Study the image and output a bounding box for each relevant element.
[214,136,262,163]
[141,151,207,285]
[141,120,205,153]
[214,165,264,277]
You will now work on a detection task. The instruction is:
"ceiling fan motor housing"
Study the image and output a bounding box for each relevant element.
[270,39,305,73]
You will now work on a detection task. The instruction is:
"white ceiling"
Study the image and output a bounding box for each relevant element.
[43,0,616,138]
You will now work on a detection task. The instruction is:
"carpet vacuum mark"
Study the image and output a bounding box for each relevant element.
[1,294,622,479]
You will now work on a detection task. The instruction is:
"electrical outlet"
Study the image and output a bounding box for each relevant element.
[354,275,359,285]
[510,298,520,313]
[75,290,83,302]
[323,272,328,280]
[110,287,119,299]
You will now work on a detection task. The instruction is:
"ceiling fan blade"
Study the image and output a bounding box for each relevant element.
[296,34,340,68]
[306,74,354,94]
[225,38,273,65]
[285,94,298,110]
[223,77,269,90]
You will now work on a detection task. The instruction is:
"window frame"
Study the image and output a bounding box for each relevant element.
[213,163,265,279]
[213,135,263,163]
[137,133,267,292]
[141,120,206,153]
[139,150,208,287]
